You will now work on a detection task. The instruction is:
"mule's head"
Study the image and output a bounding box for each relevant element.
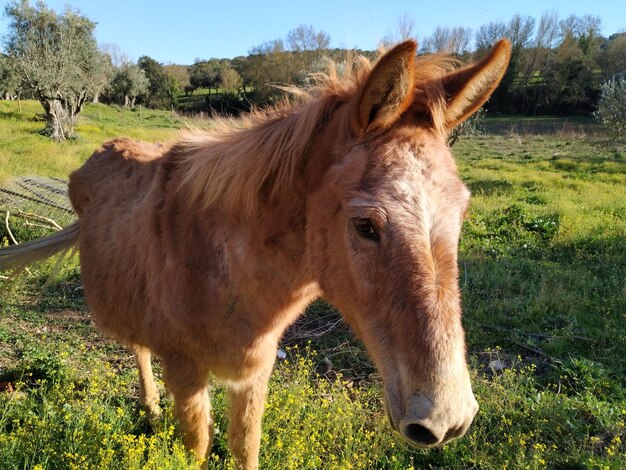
[306,40,511,447]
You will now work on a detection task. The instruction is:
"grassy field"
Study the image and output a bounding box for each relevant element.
[1,101,625,469]
[0,100,191,183]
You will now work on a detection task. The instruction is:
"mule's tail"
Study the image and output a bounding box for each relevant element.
[0,222,80,276]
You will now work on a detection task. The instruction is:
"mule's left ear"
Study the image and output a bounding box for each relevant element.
[442,39,511,131]
[352,41,417,135]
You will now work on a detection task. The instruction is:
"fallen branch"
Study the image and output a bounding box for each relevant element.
[5,211,18,245]
[512,341,551,359]
[13,210,63,231]
[22,221,61,232]
[3,211,33,276]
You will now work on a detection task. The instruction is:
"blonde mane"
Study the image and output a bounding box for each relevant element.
[175,51,458,215]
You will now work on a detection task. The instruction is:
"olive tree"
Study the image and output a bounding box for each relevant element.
[594,76,626,143]
[4,0,106,140]
[109,63,149,108]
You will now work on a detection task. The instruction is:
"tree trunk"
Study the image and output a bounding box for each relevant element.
[41,98,72,141]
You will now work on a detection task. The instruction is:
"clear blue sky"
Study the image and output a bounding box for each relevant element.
[1,0,624,64]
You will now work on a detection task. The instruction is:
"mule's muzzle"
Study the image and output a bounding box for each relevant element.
[396,392,479,448]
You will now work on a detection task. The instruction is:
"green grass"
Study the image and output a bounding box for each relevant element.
[454,135,626,375]
[1,103,625,468]
[0,100,194,183]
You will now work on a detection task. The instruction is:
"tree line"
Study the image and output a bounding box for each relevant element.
[186,12,625,118]
[1,1,624,140]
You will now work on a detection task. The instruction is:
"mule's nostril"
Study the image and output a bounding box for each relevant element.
[403,423,439,446]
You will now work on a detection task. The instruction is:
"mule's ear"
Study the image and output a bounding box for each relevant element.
[352,40,417,135]
[442,39,511,131]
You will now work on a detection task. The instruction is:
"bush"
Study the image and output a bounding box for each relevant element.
[594,76,626,143]
[448,108,486,146]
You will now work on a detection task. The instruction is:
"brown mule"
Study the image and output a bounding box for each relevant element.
[0,39,511,469]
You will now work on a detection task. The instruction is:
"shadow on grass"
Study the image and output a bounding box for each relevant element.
[467,179,514,196]
[0,109,45,122]
[548,155,626,176]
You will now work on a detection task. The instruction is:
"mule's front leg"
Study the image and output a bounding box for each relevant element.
[162,356,213,467]
[131,344,161,419]
[227,364,273,470]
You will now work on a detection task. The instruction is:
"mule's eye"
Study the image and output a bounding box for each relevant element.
[353,218,379,242]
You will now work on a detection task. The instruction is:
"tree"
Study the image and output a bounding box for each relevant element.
[530,14,603,114]
[0,54,21,100]
[508,14,536,50]
[230,56,250,92]
[286,24,330,51]
[249,39,286,55]
[396,13,417,42]
[138,56,171,108]
[476,20,508,51]
[166,76,181,107]
[109,63,149,108]
[476,15,535,113]
[91,49,115,103]
[100,43,130,68]
[189,59,223,93]
[518,11,560,114]
[594,75,626,143]
[4,0,106,140]
[535,10,560,50]
[421,26,472,55]
[559,14,601,56]
[601,33,626,79]
[243,26,333,104]
[532,32,596,115]
[164,64,190,90]
[579,15,602,54]
[218,64,242,94]
[245,41,288,100]
[379,13,417,48]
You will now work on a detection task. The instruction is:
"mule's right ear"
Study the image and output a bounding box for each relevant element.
[352,41,417,135]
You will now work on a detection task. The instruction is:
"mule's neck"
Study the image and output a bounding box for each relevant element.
[217,102,350,331]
